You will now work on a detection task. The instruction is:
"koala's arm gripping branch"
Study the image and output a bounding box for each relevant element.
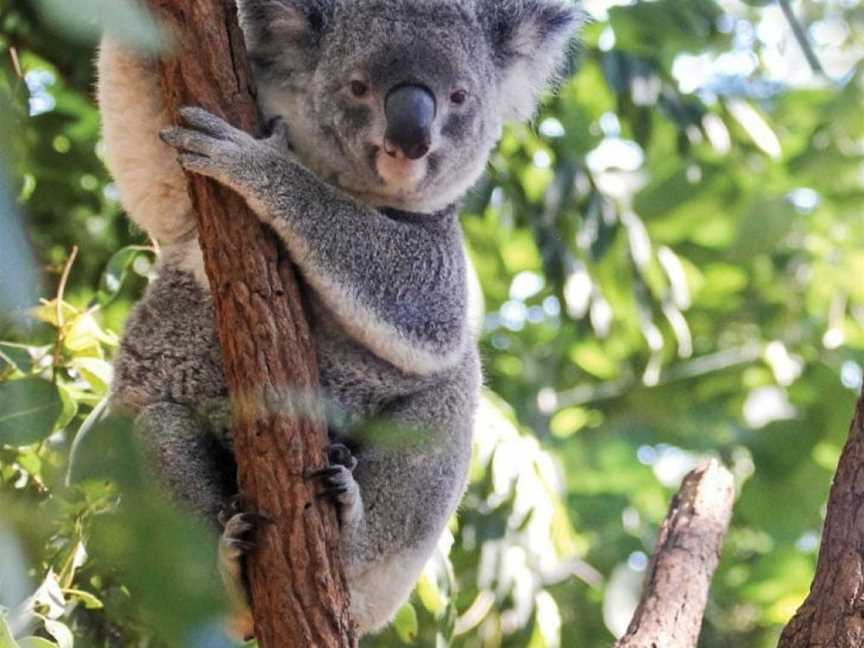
[158,100,469,374]
[145,1,357,646]
[253,164,470,373]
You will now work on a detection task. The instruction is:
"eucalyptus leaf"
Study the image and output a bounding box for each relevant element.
[0,613,19,648]
[393,603,419,644]
[96,246,152,307]
[17,639,58,648]
[62,589,102,611]
[53,385,79,433]
[40,620,71,648]
[0,174,38,319]
[0,344,38,375]
[0,379,63,447]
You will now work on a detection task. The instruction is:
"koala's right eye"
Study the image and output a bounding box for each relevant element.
[350,81,370,98]
[450,90,468,106]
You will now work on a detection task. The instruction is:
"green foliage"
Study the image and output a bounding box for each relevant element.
[0,377,62,445]
[2,0,864,646]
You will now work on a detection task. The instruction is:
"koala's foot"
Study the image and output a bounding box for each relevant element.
[218,495,272,572]
[309,444,363,526]
[217,496,271,642]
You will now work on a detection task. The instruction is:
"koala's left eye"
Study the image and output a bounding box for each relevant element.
[350,81,370,98]
[450,90,468,106]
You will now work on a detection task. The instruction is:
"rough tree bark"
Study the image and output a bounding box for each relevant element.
[145,1,356,646]
[614,459,735,648]
[778,386,864,648]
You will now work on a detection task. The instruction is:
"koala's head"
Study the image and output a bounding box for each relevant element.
[238,0,582,213]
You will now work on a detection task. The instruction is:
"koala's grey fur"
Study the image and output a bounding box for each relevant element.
[100,0,580,636]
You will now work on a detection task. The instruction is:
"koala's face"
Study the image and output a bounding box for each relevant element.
[240,0,581,213]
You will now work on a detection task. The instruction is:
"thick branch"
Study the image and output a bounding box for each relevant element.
[778,387,864,648]
[614,459,735,648]
[146,1,356,646]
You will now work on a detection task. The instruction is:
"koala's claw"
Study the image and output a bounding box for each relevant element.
[161,108,248,154]
[328,442,359,471]
[160,106,297,195]
[160,107,248,184]
[218,497,272,561]
[217,497,265,643]
[308,444,363,525]
[313,467,353,498]
[221,513,261,554]
[178,106,244,142]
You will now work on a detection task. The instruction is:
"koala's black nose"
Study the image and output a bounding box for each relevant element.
[384,84,436,160]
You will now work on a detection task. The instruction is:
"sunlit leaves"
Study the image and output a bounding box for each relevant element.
[18,639,59,648]
[32,300,118,355]
[526,592,562,648]
[725,99,782,160]
[549,407,598,439]
[393,603,419,644]
[0,614,22,648]
[609,0,725,59]
[61,590,102,611]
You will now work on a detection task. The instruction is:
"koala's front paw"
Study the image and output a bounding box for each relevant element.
[217,496,271,592]
[308,444,363,526]
[217,497,271,642]
[160,106,291,197]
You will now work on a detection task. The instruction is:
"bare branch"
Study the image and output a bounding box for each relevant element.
[614,459,735,648]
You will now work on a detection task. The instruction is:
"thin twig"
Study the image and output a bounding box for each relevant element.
[556,344,762,408]
[9,47,22,78]
[51,246,78,382]
[777,0,825,77]
[55,246,78,323]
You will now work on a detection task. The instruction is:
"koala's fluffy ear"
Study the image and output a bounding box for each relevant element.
[484,0,584,121]
[237,0,333,68]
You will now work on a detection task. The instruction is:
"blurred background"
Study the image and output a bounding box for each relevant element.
[1,0,863,646]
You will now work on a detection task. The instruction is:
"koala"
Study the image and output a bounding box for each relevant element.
[98,0,580,638]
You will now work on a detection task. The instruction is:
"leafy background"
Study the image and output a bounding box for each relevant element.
[1,0,863,646]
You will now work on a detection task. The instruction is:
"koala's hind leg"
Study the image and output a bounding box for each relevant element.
[135,403,250,633]
[97,41,197,243]
[336,356,480,634]
[216,497,270,641]
[134,402,236,526]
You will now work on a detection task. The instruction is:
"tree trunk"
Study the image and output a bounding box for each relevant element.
[779,387,864,648]
[614,459,735,648]
[145,1,357,646]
